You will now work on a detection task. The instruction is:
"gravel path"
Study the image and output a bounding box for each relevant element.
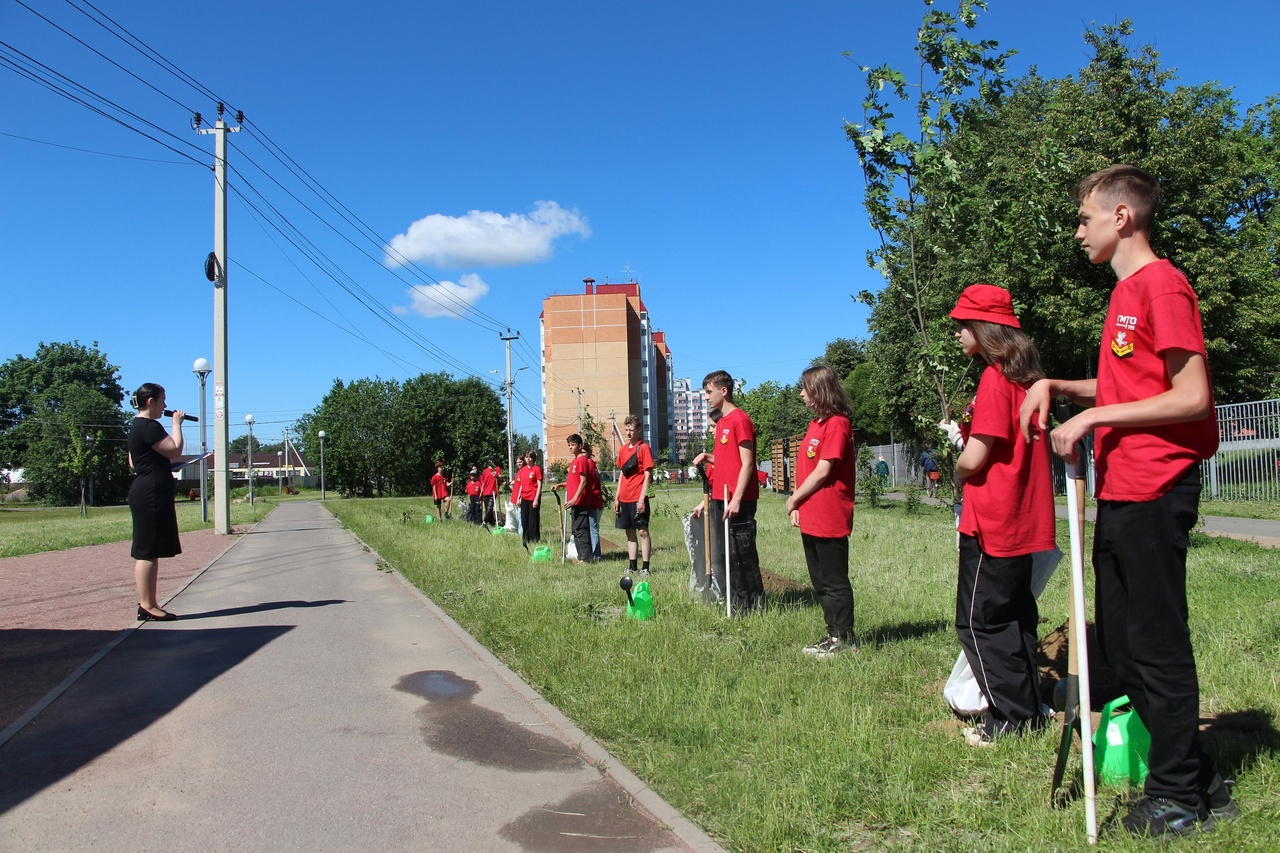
[0,529,244,731]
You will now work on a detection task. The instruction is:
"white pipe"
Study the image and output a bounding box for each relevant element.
[1065,455,1098,844]
[723,485,731,618]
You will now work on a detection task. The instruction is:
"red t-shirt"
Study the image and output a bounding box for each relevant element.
[958,364,1055,557]
[465,481,480,497]
[431,472,448,499]
[794,414,857,538]
[520,465,543,502]
[615,441,653,503]
[567,454,604,509]
[511,467,523,503]
[1094,260,1218,501]
[712,407,759,502]
[479,466,498,496]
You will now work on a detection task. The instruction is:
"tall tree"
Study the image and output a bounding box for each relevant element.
[921,22,1280,404]
[845,0,1012,434]
[0,341,130,505]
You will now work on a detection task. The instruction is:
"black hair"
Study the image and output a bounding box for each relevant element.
[131,383,164,411]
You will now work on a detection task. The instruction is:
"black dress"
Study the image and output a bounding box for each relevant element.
[128,417,182,560]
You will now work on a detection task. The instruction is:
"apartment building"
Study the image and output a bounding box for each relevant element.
[540,278,674,467]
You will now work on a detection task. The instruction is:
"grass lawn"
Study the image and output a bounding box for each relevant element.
[0,491,285,557]
[326,485,1280,852]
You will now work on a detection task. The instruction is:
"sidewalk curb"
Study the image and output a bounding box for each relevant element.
[347,526,727,853]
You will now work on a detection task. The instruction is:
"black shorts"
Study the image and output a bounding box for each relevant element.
[614,500,650,530]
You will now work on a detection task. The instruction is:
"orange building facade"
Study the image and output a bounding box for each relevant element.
[540,279,674,469]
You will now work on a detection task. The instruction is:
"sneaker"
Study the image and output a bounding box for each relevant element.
[1116,795,1207,838]
[1204,775,1240,828]
[802,636,850,659]
[962,726,997,748]
[640,568,650,576]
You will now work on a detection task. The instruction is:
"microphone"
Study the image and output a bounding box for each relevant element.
[163,409,199,422]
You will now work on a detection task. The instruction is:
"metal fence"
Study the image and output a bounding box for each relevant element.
[1205,398,1280,501]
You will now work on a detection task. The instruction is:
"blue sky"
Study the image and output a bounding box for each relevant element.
[3,0,1276,447]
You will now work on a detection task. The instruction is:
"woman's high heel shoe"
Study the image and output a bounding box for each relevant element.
[137,604,178,622]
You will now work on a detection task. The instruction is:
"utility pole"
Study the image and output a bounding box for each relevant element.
[500,329,520,479]
[196,104,241,534]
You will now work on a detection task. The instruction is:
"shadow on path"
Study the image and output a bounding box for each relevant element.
[0,625,291,814]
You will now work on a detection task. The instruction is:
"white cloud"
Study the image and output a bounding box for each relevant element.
[394,273,491,319]
[385,200,590,268]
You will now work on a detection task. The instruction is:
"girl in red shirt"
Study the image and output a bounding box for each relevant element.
[786,365,858,658]
[946,284,1055,745]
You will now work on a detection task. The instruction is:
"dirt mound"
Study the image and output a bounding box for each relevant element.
[1036,620,1124,709]
[761,568,806,597]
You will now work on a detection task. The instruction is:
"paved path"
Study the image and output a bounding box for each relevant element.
[0,502,721,853]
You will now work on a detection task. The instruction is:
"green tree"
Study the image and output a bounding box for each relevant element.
[0,342,130,506]
[811,338,868,381]
[295,373,505,498]
[845,0,1012,435]
[919,22,1280,404]
[737,380,810,461]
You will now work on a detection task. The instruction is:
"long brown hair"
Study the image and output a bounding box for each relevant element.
[963,321,1045,386]
[800,365,852,419]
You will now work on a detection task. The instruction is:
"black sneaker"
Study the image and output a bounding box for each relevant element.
[1204,775,1240,828]
[1117,795,1207,838]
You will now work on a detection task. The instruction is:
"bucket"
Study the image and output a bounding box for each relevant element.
[491,526,507,535]
[423,514,434,524]
[531,545,553,562]
[1093,694,1151,787]
[625,581,655,621]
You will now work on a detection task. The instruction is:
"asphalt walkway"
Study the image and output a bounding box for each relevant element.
[0,501,722,853]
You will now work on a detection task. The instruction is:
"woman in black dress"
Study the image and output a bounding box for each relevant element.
[128,383,186,621]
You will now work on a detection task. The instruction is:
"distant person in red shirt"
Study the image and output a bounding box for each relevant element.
[786,365,858,657]
[520,450,543,545]
[561,434,603,563]
[614,415,655,575]
[942,284,1054,746]
[465,469,482,525]
[430,460,453,520]
[692,369,764,611]
[479,457,500,525]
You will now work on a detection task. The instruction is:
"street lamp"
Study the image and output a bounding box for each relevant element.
[244,413,255,506]
[82,433,96,516]
[318,430,326,501]
[278,450,284,494]
[193,357,212,522]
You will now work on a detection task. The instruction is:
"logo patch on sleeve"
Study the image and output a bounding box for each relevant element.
[1111,331,1134,358]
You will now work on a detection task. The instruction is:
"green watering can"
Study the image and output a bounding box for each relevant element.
[622,578,654,621]
[531,544,552,561]
[1093,694,1151,787]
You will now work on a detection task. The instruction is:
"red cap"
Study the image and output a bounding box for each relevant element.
[949,284,1020,328]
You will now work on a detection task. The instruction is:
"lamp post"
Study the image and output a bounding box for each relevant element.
[278,450,284,494]
[318,430,326,500]
[193,357,212,522]
[244,413,255,506]
[81,433,95,516]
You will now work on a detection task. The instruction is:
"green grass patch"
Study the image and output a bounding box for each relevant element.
[0,498,273,557]
[328,490,1280,851]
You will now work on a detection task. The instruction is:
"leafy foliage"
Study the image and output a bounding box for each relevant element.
[293,373,505,498]
[0,341,131,505]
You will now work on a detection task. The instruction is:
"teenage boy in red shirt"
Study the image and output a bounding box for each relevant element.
[479,457,500,526]
[1021,164,1236,838]
[430,460,452,520]
[614,415,654,575]
[692,369,764,611]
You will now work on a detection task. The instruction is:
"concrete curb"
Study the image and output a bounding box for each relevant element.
[360,533,727,853]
